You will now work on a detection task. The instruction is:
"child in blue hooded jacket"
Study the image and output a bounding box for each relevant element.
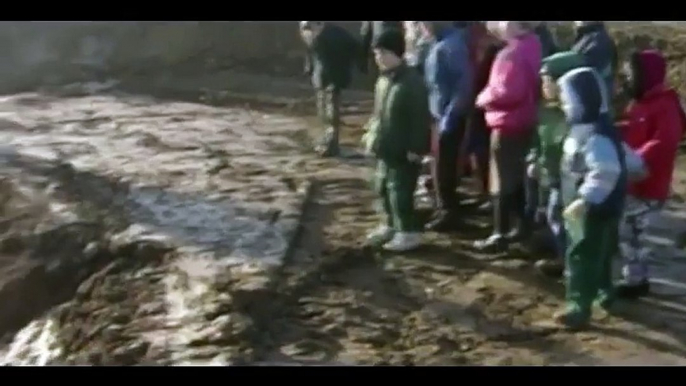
[555,66,645,329]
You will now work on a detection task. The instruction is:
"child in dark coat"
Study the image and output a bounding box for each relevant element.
[363,29,432,252]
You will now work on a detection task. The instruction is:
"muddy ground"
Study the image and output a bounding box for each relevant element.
[1,71,686,365]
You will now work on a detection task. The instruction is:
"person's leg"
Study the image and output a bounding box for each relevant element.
[524,175,540,229]
[469,114,491,212]
[557,216,608,329]
[426,120,465,232]
[367,161,395,246]
[596,217,620,309]
[317,86,341,157]
[617,199,662,298]
[385,164,423,251]
[535,187,566,277]
[427,121,440,200]
[473,131,508,252]
[506,134,532,241]
[315,88,326,122]
[474,149,490,196]
[507,184,530,240]
[474,154,492,213]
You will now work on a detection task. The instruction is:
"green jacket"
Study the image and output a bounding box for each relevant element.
[366,64,431,166]
[528,103,568,187]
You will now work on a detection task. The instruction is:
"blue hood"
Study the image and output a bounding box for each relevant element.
[557,67,609,125]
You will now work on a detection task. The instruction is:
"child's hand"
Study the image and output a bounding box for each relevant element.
[563,199,585,220]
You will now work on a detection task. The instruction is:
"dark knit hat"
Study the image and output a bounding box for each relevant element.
[372,29,405,59]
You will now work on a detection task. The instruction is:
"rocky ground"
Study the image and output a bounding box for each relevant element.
[1,72,686,365]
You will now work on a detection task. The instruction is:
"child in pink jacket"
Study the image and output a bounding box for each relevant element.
[473,21,542,253]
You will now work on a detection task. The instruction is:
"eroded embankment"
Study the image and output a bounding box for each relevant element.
[0,84,316,365]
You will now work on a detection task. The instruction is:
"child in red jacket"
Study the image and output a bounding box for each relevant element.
[617,50,686,298]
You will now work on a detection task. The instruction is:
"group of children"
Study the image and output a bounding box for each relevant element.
[298,21,686,329]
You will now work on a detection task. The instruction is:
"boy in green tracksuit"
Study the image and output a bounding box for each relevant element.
[555,65,632,330]
[527,51,586,277]
[362,29,432,252]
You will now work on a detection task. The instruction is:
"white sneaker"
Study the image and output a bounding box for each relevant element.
[383,232,422,252]
[366,225,394,246]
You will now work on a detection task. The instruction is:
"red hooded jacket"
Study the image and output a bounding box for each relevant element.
[620,50,686,201]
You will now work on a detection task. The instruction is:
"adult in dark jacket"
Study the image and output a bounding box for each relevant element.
[360,21,404,78]
[421,21,474,232]
[572,21,618,104]
[300,21,361,157]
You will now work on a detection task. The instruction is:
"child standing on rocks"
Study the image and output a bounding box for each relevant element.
[528,51,586,277]
[555,66,644,329]
[362,29,432,252]
[615,50,686,298]
[299,21,361,157]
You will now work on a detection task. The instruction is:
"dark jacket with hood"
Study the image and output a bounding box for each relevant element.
[360,21,404,67]
[304,23,361,90]
[572,22,618,96]
[558,67,627,218]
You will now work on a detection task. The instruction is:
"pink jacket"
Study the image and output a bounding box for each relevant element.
[475,32,542,136]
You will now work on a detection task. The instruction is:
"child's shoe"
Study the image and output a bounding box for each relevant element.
[383,232,422,252]
[366,225,394,247]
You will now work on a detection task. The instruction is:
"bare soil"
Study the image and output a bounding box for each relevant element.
[2,71,686,365]
[249,98,686,366]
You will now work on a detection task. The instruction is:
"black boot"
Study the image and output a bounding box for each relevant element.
[473,195,509,253]
[615,279,650,299]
